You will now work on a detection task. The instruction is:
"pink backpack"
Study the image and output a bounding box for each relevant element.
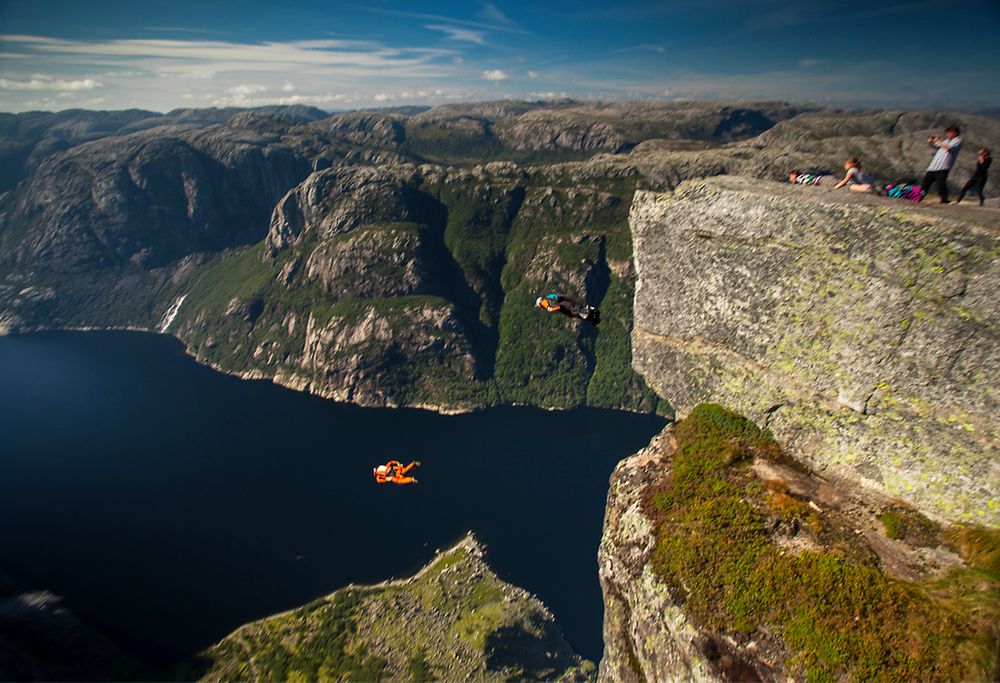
[886,183,924,202]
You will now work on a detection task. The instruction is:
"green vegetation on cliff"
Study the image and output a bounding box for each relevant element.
[167,170,663,413]
[192,536,592,683]
[646,404,999,682]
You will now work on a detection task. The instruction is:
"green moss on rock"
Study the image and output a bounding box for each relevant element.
[646,404,999,682]
[194,536,592,682]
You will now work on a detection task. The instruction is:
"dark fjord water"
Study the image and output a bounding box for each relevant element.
[0,331,666,666]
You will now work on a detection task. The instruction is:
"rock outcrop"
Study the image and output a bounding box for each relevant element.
[265,165,415,253]
[0,569,136,682]
[598,406,996,683]
[195,534,593,683]
[630,176,999,524]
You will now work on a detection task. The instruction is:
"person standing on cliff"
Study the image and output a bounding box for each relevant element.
[955,148,991,206]
[920,125,963,203]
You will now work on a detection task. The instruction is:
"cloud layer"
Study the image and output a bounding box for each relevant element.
[0,0,995,113]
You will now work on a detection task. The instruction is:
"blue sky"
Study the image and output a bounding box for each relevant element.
[1,0,998,113]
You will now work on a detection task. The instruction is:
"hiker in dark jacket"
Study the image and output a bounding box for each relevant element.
[956,148,991,206]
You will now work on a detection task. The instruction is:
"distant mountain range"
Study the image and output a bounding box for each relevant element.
[2,100,997,414]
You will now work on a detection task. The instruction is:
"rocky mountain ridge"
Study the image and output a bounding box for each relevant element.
[3,101,998,415]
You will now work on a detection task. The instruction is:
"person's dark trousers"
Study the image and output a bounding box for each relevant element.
[920,170,951,202]
[958,176,987,206]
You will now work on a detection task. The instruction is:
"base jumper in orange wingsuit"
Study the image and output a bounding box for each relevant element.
[373,460,420,484]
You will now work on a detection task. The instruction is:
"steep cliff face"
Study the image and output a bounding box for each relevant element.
[598,430,717,683]
[630,177,999,525]
[166,162,659,412]
[598,178,1000,681]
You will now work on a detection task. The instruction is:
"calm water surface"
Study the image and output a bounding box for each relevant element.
[0,331,665,665]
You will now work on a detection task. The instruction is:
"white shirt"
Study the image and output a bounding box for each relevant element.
[927,136,963,171]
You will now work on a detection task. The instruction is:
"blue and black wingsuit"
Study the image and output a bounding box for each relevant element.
[535,293,600,326]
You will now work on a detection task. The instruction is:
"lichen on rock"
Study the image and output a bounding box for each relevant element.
[630,176,999,525]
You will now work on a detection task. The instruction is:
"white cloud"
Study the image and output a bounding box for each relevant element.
[22,97,58,108]
[798,58,826,68]
[528,91,567,100]
[527,70,539,79]
[0,35,455,81]
[211,91,359,107]
[226,83,267,96]
[362,7,527,35]
[425,24,487,44]
[0,76,103,90]
[0,32,511,111]
[481,69,509,81]
[207,87,475,109]
[478,1,514,26]
[171,68,216,79]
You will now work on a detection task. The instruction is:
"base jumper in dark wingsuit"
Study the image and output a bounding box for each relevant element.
[535,293,600,326]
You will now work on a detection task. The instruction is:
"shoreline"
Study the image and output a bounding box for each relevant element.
[1,324,659,418]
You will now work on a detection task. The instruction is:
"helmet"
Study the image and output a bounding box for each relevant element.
[375,465,388,475]
[535,296,543,307]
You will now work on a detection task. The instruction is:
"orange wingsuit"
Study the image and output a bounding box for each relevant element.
[373,460,420,484]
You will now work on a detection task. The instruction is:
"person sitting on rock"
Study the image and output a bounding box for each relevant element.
[832,157,875,193]
[535,293,600,326]
[374,460,420,484]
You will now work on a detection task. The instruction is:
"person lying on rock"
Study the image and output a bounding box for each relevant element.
[373,460,420,484]
[535,293,600,326]
[789,170,828,186]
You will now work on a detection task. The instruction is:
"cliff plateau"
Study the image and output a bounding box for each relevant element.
[631,177,998,526]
